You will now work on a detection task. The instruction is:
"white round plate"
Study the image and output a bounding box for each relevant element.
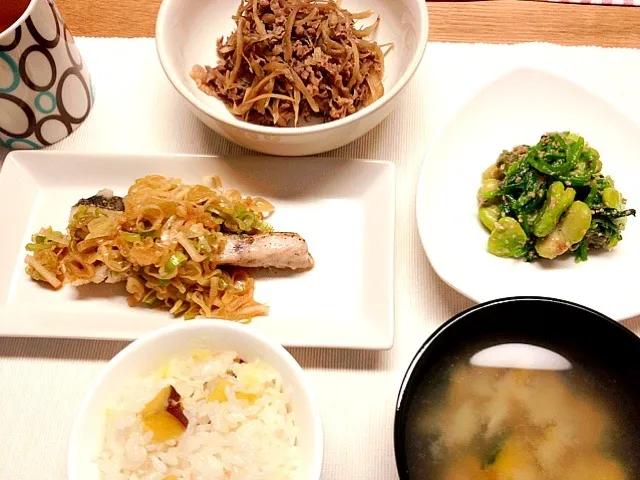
[416,67,640,321]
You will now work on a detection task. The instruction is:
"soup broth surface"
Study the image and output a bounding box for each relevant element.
[405,343,639,480]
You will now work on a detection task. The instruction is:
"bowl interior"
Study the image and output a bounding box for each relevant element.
[157,0,425,130]
[395,297,640,479]
[416,67,640,320]
[68,321,322,480]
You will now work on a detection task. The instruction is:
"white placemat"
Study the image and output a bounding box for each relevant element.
[1,38,640,480]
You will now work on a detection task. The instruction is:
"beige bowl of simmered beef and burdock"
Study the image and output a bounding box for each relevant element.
[155,0,428,156]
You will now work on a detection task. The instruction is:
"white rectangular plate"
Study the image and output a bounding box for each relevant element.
[0,152,395,349]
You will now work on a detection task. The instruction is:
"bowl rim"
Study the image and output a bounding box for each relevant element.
[392,295,640,479]
[155,0,429,136]
[67,320,324,480]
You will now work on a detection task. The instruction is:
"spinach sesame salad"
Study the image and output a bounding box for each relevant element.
[477,132,635,262]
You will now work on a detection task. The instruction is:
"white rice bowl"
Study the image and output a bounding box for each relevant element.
[98,350,300,480]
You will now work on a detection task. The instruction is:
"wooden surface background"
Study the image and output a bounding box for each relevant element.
[56,0,640,47]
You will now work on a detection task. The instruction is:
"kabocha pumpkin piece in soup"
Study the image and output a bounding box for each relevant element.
[477,132,635,262]
[487,434,539,480]
[443,455,490,480]
[562,454,626,480]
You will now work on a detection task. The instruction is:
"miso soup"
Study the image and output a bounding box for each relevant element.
[403,343,639,480]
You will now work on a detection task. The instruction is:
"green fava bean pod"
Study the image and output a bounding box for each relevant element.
[479,205,502,232]
[535,201,592,259]
[533,181,576,238]
[487,217,528,258]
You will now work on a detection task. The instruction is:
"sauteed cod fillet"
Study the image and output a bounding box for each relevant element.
[71,190,314,282]
[24,175,313,321]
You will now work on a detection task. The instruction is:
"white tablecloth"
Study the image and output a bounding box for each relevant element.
[1,39,640,480]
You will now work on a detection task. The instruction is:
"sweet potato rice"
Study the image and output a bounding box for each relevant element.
[98,350,299,479]
[190,0,386,126]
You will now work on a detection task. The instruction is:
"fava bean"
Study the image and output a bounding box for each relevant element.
[487,217,527,258]
[602,187,622,209]
[583,147,602,173]
[482,164,504,181]
[562,202,592,243]
[477,179,501,204]
[533,181,575,238]
[479,205,502,232]
[535,201,592,259]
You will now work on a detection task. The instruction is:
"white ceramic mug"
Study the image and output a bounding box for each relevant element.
[0,0,94,149]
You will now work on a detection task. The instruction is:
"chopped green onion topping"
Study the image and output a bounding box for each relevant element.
[142,291,156,305]
[25,243,53,252]
[122,232,141,242]
[165,252,187,273]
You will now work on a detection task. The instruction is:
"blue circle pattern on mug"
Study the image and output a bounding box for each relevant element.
[0,1,93,149]
[5,138,41,149]
[35,91,56,114]
[0,52,20,94]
